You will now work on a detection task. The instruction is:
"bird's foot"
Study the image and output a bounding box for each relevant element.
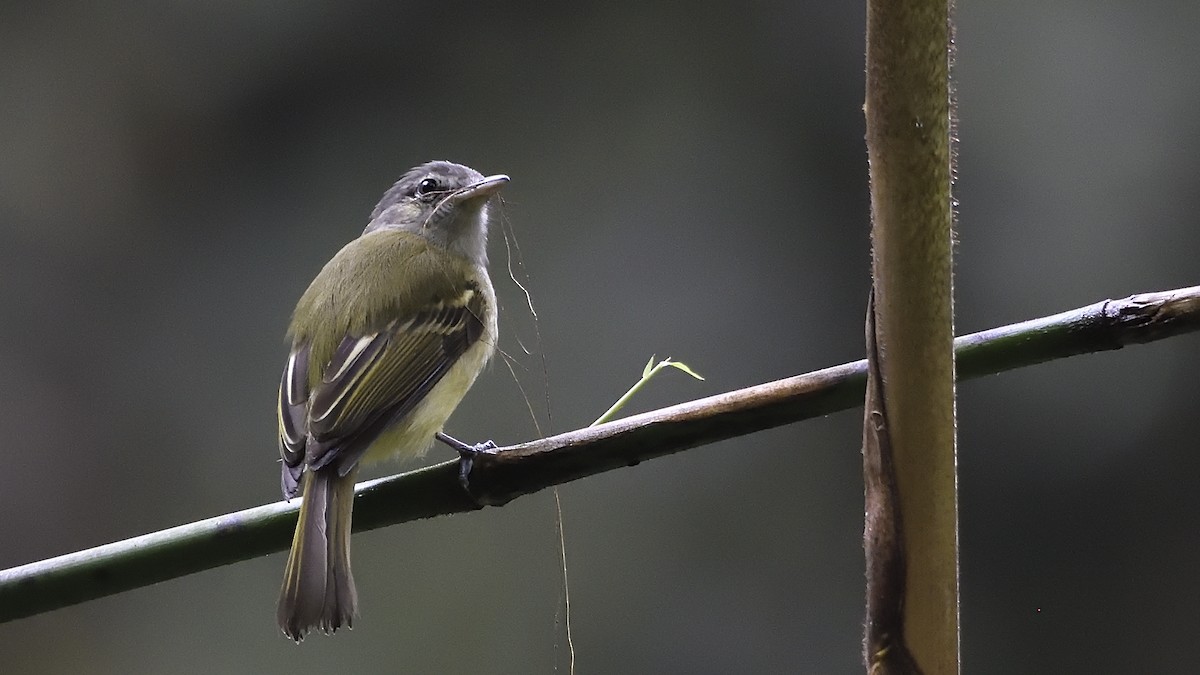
[436,432,498,495]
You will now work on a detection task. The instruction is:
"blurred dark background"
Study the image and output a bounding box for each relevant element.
[1,2,1197,673]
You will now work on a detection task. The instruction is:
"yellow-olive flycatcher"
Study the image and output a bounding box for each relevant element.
[276,161,506,641]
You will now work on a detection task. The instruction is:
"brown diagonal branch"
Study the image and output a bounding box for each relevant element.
[0,286,1196,624]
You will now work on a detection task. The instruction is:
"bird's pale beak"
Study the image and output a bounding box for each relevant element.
[451,174,510,202]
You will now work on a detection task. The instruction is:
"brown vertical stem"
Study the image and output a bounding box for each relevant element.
[863,0,959,672]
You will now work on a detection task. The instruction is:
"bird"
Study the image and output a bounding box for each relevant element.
[275,160,507,641]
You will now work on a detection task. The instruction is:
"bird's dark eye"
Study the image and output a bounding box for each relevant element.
[416,177,441,196]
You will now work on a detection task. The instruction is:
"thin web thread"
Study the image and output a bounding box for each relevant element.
[496,199,574,675]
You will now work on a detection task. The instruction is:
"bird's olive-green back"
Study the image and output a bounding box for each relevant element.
[288,228,481,389]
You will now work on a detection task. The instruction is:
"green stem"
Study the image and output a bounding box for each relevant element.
[592,358,700,426]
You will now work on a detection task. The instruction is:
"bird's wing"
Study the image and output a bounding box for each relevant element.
[277,284,486,499]
[278,344,312,498]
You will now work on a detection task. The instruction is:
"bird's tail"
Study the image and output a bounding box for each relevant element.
[277,467,359,641]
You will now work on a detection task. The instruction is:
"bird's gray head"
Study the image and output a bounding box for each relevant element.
[366,160,509,265]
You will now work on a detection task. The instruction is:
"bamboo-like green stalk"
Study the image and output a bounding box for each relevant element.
[0,286,1196,624]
